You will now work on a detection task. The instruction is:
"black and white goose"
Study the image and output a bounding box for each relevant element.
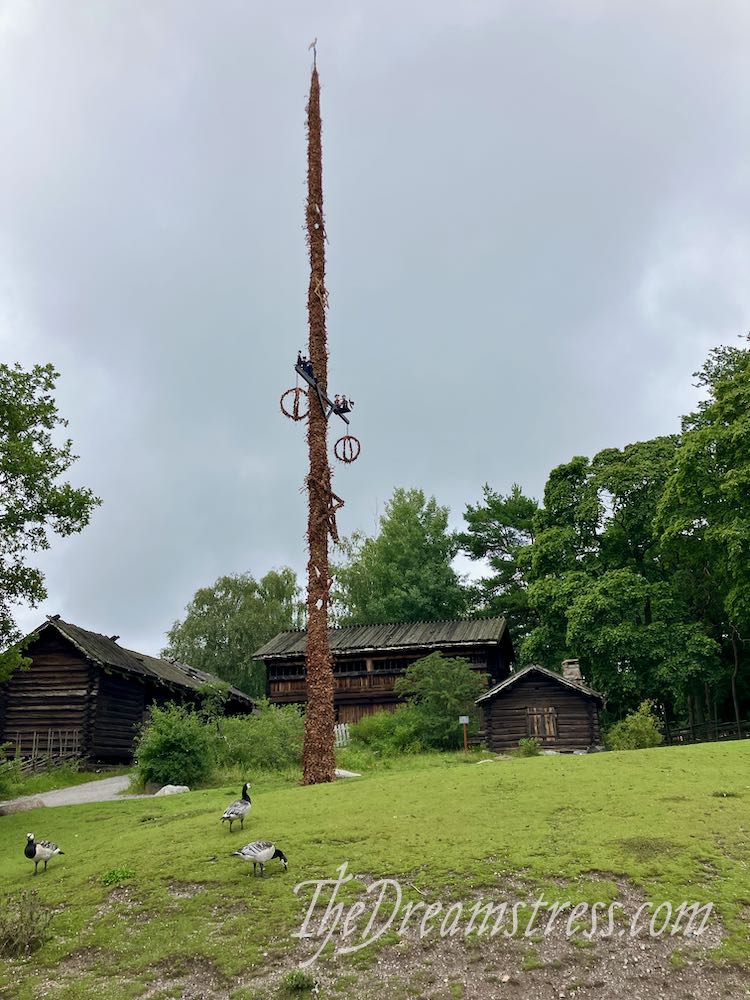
[221,782,252,832]
[233,840,288,877]
[24,833,64,875]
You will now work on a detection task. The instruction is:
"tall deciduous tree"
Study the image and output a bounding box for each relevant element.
[0,363,99,680]
[163,569,301,698]
[458,484,538,641]
[524,439,718,719]
[334,488,469,625]
[459,342,750,730]
[657,343,750,734]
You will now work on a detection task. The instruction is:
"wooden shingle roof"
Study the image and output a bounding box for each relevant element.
[476,664,604,706]
[35,618,254,707]
[254,616,509,661]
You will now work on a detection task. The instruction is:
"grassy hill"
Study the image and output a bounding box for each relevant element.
[1,743,749,999]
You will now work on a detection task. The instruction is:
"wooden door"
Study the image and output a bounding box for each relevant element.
[527,706,558,742]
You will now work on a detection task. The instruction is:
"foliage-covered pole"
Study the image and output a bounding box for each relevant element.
[302,56,336,784]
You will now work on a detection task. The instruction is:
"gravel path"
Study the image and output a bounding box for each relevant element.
[0,774,149,810]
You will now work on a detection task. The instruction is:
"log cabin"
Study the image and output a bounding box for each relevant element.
[476,659,604,753]
[255,617,514,724]
[0,617,254,763]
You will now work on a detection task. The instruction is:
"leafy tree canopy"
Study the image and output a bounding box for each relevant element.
[656,343,750,731]
[521,438,719,718]
[0,363,99,681]
[461,423,734,723]
[458,484,538,641]
[333,488,469,625]
[658,344,750,629]
[163,568,302,698]
[394,652,486,749]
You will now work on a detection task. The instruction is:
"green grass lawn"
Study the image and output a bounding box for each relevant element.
[0,743,749,999]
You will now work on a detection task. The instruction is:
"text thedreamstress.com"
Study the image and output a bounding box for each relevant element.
[291,863,713,967]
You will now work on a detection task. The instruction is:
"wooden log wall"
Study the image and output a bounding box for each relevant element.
[91,670,146,761]
[0,628,250,764]
[484,675,601,753]
[267,645,505,716]
[0,634,93,756]
[337,702,398,724]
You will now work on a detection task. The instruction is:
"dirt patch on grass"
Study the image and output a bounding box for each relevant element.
[93,884,138,918]
[166,881,207,899]
[617,836,681,860]
[28,946,105,994]
[139,959,227,999]
[233,875,744,1000]
[53,947,104,976]
[90,886,153,928]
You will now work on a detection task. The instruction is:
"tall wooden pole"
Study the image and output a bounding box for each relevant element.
[302,57,336,784]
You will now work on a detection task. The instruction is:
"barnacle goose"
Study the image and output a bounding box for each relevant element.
[24,833,64,875]
[221,782,252,832]
[233,840,288,877]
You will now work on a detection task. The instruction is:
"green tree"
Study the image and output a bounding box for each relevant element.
[563,567,717,715]
[163,568,301,698]
[394,652,486,749]
[518,455,604,671]
[458,484,538,640]
[333,488,469,624]
[657,343,750,734]
[459,343,749,730]
[521,439,719,721]
[0,363,99,681]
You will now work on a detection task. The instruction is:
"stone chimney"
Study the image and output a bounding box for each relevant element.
[562,658,582,682]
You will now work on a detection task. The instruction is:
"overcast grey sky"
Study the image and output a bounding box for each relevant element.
[3,1,749,653]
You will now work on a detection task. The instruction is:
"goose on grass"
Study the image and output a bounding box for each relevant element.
[24,833,64,875]
[233,840,288,877]
[221,782,252,832]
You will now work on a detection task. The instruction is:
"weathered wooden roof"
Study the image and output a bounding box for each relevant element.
[33,618,254,706]
[476,664,604,705]
[254,616,509,660]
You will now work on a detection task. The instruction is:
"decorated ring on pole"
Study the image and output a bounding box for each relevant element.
[280,387,309,421]
[334,435,361,464]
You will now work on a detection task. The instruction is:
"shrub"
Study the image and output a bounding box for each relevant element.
[605,700,664,751]
[0,891,52,957]
[349,705,425,755]
[198,681,231,727]
[214,702,304,772]
[349,654,489,755]
[394,653,486,750]
[134,703,214,787]
[0,744,20,798]
[513,737,541,757]
[281,969,316,992]
[101,868,136,886]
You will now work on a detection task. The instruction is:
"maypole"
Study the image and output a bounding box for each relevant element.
[280,46,361,784]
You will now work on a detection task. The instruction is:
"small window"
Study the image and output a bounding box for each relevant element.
[527,706,558,741]
[373,657,411,673]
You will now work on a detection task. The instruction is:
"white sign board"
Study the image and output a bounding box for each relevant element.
[459,716,470,725]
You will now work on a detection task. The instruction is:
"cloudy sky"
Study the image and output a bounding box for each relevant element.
[3,1,749,653]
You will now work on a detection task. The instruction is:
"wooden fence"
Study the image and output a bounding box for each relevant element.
[4,729,82,773]
[666,719,750,746]
[334,723,350,748]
